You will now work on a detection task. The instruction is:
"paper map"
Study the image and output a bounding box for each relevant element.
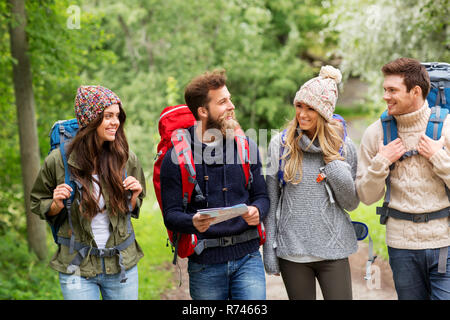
[197,204,248,225]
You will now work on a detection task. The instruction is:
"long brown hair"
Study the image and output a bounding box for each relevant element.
[67,104,129,219]
[281,114,345,184]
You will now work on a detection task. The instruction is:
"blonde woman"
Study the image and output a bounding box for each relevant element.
[263,66,360,300]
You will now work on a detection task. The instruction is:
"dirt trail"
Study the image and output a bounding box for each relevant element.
[160,243,397,300]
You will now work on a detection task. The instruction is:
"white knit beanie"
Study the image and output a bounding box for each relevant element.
[293,65,342,121]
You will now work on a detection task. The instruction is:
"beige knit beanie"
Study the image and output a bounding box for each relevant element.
[293,65,342,121]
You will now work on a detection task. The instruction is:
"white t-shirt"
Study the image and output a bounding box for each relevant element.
[91,175,110,249]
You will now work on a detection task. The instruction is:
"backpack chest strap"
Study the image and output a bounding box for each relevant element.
[58,209,135,283]
[193,228,260,255]
[376,206,449,224]
[59,228,135,283]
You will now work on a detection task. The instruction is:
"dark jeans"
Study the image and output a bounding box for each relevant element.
[279,258,352,300]
[388,246,450,300]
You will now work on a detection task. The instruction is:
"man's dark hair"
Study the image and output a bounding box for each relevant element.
[382,57,430,100]
[184,69,227,119]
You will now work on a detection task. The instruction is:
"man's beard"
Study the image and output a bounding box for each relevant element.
[205,111,240,139]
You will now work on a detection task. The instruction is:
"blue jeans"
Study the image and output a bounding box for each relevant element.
[388,246,450,300]
[59,262,138,300]
[188,250,266,300]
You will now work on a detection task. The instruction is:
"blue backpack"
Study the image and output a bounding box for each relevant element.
[422,62,450,110]
[277,114,376,280]
[48,119,79,243]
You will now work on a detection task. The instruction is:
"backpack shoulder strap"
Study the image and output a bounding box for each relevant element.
[54,121,76,201]
[380,110,397,145]
[234,128,252,189]
[426,106,448,140]
[332,114,347,155]
[171,128,198,208]
[332,114,347,139]
[58,139,78,253]
[376,111,398,224]
[50,120,78,245]
[426,106,450,203]
[278,129,288,187]
[60,143,74,199]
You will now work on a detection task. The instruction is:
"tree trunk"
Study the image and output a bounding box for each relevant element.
[118,14,138,71]
[8,0,47,260]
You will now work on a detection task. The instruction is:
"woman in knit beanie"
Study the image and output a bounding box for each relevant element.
[263,66,360,300]
[31,85,146,300]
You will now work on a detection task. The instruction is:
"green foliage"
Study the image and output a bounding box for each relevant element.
[26,0,116,159]
[166,76,180,107]
[0,1,22,232]
[335,103,372,118]
[326,0,449,109]
[79,0,332,171]
[134,193,176,299]
[0,230,62,299]
[0,0,116,237]
[0,91,22,233]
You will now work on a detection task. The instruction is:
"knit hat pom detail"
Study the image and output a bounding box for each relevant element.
[319,65,342,84]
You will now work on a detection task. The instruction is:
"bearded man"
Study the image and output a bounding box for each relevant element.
[159,69,269,300]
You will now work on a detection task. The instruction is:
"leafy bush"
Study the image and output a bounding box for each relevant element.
[0,230,61,300]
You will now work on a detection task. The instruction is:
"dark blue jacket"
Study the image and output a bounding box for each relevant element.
[160,126,269,264]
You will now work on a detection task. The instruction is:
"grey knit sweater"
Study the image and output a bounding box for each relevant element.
[263,131,359,274]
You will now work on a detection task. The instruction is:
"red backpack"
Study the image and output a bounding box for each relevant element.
[153,105,266,264]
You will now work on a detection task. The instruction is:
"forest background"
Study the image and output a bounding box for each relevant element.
[0,0,448,299]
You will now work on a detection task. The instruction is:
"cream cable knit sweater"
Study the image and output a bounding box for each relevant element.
[356,102,450,249]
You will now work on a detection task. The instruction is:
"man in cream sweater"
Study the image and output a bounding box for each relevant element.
[356,57,450,300]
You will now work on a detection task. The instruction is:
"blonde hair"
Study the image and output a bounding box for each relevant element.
[281,115,345,184]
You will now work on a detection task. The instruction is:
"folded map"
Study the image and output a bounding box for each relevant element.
[197,204,248,225]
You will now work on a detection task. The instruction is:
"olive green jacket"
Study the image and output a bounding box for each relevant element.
[30,148,146,278]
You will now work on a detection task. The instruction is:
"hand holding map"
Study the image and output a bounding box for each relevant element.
[197,204,248,225]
